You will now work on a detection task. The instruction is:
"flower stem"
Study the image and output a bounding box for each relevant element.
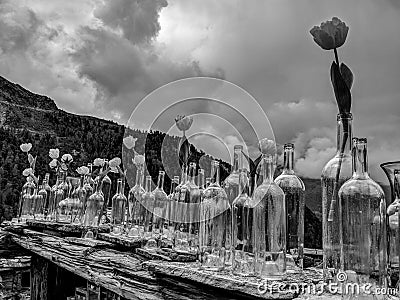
[334,48,340,66]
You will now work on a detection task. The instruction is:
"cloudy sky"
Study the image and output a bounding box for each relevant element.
[1,0,399,181]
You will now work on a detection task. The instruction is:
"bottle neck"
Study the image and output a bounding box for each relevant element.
[394,171,400,200]
[352,139,369,178]
[238,169,249,195]
[283,146,294,175]
[232,147,243,173]
[180,166,187,184]
[188,163,196,184]
[157,171,165,190]
[145,176,152,193]
[211,161,220,185]
[94,181,101,193]
[135,167,144,187]
[198,169,205,188]
[170,180,177,194]
[116,179,123,194]
[80,175,85,188]
[45,173,50,183]
[262,156,275,184]
[337,113,353,155]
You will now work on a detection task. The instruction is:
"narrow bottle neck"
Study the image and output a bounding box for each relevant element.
[116,179,123,194]
[157,171,165,190]
[232,147,243,172]
[262,156,275,184]
[283,146,295,175]
[180,166,187,184]
[337,113,353,155]
[352,139,368,178]
[80,175,85,188]
[170,180,177,194]
[238,169,249,195]
[188,163,196,184]
[211,161,220,185]
[45,173,50,183]
[198,169,205,188]
[135,167,144,187]
[145,176,152,193]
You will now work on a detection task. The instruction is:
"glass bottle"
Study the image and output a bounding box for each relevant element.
[339,138,387,287]
[381,161,400,275]
[174,166,189,250]
[48,173,61,221]
[111,179,127,234]
[198,169,205,193]
[83,181,104,227]
[252,155,286,279]
[224,145,243,205]
[56,171,69,222]
[165,176,179,245]
[98,160,112,225]
[70,175,86,224]
[20,177,35,220]
[41,173,51,218]
[38,179,49,220]
[322,112,353,280]
[127,165,145,237]
[275,143,305,269]
[146,171,168,249]
[199,160,231,271]
[31,186,42,219]
[232,168,252,275]
[187,163,201,253]
[143,175,155,241]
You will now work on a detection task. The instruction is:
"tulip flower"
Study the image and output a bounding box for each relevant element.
[49,159,58,169]
[76,166,89,175]
[93,158,105,167]
[22,168,33,177]
[109,157,121,173]
[310,17,349,51]
[49,148,60,159]
[61,153,73,163]
[20,143,32,153]
[133,154,145,166]
[123,135,137,150]
[175,115,193,133]
[258,138,276,156]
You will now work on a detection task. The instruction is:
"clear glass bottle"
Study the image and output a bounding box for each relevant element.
[48,173,61,221]
[252,155,286,279]
[111,179,127,234]
[275,143,305,269]
[187,163,201,253]
[83,181,104,227]
[199,160,231,271]
[232,168,252,275]
[146,171,168,249]
[70,175,86,224]
[32,186,43,219]
[174,166,189,250]
[98,160,112,225]
[127,165,145,237]
[20,177,35,220]
[165,176,179,245]
[37,179,48,220]
[56,171,69,222]
[198,169,205,193]
[41,173,51,219]
[224,145,243,205]
[339,138,387,286]
[322,112,353,280]
[143,175,155,240]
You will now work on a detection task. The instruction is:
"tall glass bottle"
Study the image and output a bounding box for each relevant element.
[146,171,168,249]
[20,177,35,220]
[275,143,305,268]
[252,155,286,279]
[232,168,252,275]
[165,176,178,244]
[322,112,353,280]
[187,163,201,253]
[174,166,189,249]
[127,165,145,237]
[198,169,205,193]
[48,173,61,221]
[339,138,387,287]
[224,145,243,204]
[38,179,49,220]
[83,181,104,227]
[143,175,155,240]
[111,179,127,234]
[41,173,51,218]
[98,160,111,225]
[71,175,86,224]
[56,171,69,222]
[199,160,231,271]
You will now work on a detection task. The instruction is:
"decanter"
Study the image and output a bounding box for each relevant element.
[83,180,104,227]
[224,145,243,204]
[275,143,305,268]
[232,168,252,275]
[111,179,127,234]
[381,161,400,278]
[142,175,155,240]
[252,155,286,279]
[199,160,231,271]
[322,112,353,280]
[339,138,387,287]
[127,165,145,237]
[146,171,168,249]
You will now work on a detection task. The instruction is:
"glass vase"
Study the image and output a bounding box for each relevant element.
[111,179,127,235]
[127,166,145,237]
[20,177,35,221]
[322,112,353,280]
[83,180,104,227]
[199,160,231,271]
[251,155,286,279]
[142,175,155,241]
[275,143,305,269]
[339,138,387,289]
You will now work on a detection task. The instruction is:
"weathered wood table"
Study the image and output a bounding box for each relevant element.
[2,222,341,300]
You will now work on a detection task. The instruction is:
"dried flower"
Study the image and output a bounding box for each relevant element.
[133,154,145,166]
[22,168,33,177]
[109,157,121,173]
[49,148,60,159]
[76,166,89,175]
[20,143,32,153]
[258,138,276,156]
[310,17,349,50]
[123,135,137,150]
[49,159,58,169]
[175,115,193,132]
[61,153,73,163]
[93,158,105,167]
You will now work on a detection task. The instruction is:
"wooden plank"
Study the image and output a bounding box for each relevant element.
[26,220,110,236]
[97,233,143,249]
[30,255,49,300]
[9,229,162,300]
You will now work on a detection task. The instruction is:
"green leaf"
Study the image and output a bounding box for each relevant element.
[330,61,352,113]
[340,62,353,90]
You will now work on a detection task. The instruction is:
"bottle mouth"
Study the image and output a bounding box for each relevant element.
[284,143,294,150]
